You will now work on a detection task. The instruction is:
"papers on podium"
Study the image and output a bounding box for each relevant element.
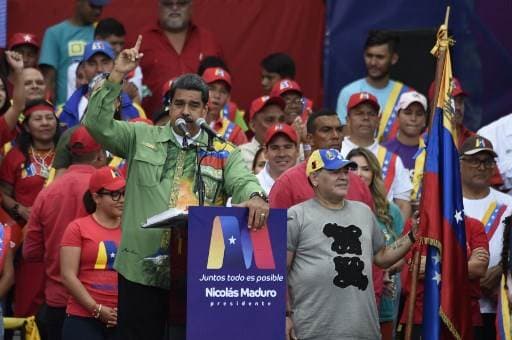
[141,208,188,229]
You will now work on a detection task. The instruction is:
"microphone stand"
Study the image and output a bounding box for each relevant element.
[195,131,223,206]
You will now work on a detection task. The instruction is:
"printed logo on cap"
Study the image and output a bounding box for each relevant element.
[23,34,33,43]
[92,41,105,50]
[360,92,371,100]
[475,138,485,148]
[215,68,225,77]
[279,80,291,90]
[325,149,336,160]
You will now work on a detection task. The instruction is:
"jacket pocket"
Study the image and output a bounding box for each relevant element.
[132,144,166,187]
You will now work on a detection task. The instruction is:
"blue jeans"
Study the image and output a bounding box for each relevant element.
[62,315,116,340]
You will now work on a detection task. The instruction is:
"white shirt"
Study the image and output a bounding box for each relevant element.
[463,188,512,313]
[478,113,512,192]
[171,128,202,149]
[78,96,88,122]
[341,137,413,201]
[239,138,261,171]
[256,163,275,196]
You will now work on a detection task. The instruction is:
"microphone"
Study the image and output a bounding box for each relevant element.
[175,118,191,138]
[195,118,226,143]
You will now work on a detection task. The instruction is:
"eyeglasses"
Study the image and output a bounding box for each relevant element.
[160,0,191,8]
[460,157,496,169]
[97,189,126,201]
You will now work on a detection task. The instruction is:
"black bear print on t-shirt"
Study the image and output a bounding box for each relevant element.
[323,223,362,255]
[323,222,368,290]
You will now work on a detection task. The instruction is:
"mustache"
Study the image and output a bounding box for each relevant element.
[180,116,195,123]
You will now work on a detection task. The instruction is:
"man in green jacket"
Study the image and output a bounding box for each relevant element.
[82,35,268,340]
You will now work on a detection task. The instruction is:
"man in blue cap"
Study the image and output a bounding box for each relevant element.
[58,40,144,128]
[39,0,112,106]
[286,148,418,340]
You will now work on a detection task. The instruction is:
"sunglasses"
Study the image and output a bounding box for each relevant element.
[97,189,125,201]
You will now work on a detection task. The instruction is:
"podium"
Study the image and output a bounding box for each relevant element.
[142,208,189,326]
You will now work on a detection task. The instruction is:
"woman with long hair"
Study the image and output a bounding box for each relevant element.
[60,166,125,340]
[347,147,404,340]
[0,99,60,222]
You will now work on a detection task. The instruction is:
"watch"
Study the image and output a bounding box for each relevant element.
[249,191,268,202]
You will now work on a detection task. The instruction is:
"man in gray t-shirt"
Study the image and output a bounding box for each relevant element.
[286,149,418,340]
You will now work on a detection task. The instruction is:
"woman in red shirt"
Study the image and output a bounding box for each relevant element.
[60,167,125,340]
[0,99,60,224]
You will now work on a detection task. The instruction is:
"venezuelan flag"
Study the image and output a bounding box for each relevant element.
[420,18,472,340]
[94,241,118,270]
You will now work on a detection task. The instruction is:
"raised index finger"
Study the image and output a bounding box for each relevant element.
[133,35,143,52]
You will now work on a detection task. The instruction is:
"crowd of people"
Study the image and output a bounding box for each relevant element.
[0,0,511,339]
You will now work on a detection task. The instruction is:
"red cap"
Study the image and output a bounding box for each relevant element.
[347,92,380,112]
[428,77,467,101]
[202,67,232,88]
[89,166,126,193]
[69,126,102,155]
[161,78,176,98]
[270,79,303,97]
[264,123,298,145]
[8,33,39,50]
[249,96,286,120]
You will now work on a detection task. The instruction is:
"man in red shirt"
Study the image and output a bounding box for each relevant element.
[140,0,222,117]
[269,108,374,210]
[23,126,107,340]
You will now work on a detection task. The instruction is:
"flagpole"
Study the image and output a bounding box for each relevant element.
[404,7,450,340]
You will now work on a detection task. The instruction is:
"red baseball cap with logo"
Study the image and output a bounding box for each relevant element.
[347,92,380,112]
[202,67,232,89]
[264,123,298,145]
[8,33,39,50]
[89,166,126,193]
[270,79,303,97]
[249,96,286,120]
[69,126,102,155]
[428,77,467,101]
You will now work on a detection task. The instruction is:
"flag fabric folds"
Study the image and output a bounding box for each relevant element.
[420,22,472,340]
[497,275,511,340]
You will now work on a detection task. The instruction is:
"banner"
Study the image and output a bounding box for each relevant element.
[187,206,287,340]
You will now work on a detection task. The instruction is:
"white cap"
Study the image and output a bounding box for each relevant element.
[397,91,428,111]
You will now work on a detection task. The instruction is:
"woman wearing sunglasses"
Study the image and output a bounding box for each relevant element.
[60,166,125,339]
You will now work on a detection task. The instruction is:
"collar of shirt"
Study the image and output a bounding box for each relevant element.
[171,127,202,148]
[256,162,275,195]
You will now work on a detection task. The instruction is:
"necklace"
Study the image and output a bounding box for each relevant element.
[30,146,55,179]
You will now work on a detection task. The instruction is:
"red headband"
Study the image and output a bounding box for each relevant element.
[24,104,54,118]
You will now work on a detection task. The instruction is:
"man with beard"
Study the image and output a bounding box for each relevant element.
[336,30,412,142]
[140,0,222,117]
[39,0,111,105]
[82,37,268,339]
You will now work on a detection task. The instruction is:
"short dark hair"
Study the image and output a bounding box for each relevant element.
[197,56,229,76]
[260,53,296,79]
[94,18,126,39]
[169,73,209,105]
[306,108,339,134]
[364,30,399,54]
